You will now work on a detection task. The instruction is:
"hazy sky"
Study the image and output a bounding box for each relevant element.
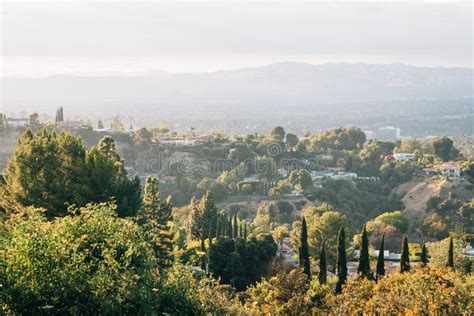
[1,1,472,77]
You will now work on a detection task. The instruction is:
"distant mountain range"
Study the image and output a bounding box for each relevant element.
[2,62,473,114]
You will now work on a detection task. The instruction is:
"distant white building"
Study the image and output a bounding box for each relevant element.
[394,153,415,162]
[377,126,400,142]
[423,162,462,178]
[4,118,29,127]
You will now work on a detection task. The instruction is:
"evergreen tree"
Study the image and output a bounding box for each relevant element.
[298,217,311,278]
[376,235,385,278]
[335,227,347,294]
[318,242,327,285]
[400,236,410,273]
[227,216,233,237]
[233,215,239,238]
[239,223,243,237]
[420,243,429,267]
[138,176,174,269]
[446,236,454,269]
[357,225,371,278]
[244,223,248,240]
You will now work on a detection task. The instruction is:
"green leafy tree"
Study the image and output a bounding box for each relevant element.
[335,227,347,293]
[400,236,410,273]
[288,169,314,190]
[270,126,286,142]
[432,136,457,162]
[1,203,159,314]
[357,225,371,278]
[299,217,311,278]
[376,235,385,277]
[138,176,174,269]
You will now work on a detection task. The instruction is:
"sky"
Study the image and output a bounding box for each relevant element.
[1,1,473,77]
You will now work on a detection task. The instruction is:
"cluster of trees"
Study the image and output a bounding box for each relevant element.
[0,130,141,218]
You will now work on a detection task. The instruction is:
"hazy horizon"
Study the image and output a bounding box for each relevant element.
[1,1,472,78]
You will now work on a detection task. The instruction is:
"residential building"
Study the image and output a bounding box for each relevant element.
[423,162,462,178]
[377,126,400,142]
[393,153,415,162]
[4,118,29,127]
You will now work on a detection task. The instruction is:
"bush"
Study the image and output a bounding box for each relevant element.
[1,203,159,314]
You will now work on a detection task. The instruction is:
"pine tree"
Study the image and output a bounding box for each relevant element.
[139,176,174,269]
[446,236,454,269]
[227,216,233,237]
[400,236,410,273]
[318,241,327,285]
[376,235,385,278]
[233,215,238,238]
[299,217,311,278]
[357,225,371,278]
[420,243,429,267]
[335,227,347,294]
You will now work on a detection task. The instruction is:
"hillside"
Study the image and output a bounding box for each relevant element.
[3,63,473,113]
[395,178,474,220]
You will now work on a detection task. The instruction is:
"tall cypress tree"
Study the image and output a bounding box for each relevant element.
[376,235,385,278]
[446,236,454,269]
[233,215,238,238]
[420,243,429,267]
[244,223,248,240]
[318,241,327,285]
[139,176,174,269]
[227,216,233,237]
[299,217,311,278]
[239,223,243,237]
[400,236,410,273]
[335,227,347,294]
[357,225,371,278]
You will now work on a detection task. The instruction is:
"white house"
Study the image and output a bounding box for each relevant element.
[4,118,29,127]
[393,153,415,162]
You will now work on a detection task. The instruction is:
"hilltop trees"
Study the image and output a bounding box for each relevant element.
[1,129,141,218]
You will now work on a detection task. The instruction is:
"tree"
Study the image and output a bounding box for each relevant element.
[446,236,454,269]
[188,191,219,242]
[270,126,286,142]
[299,217,311,278]
[2,129,141,218]
[288,169,314,190]
[319,242,327,285]
[138,176,174,269]
[29,112,39,125]
[273,225,289,258]
[97,119,104,129]
[335,227,347,293]
[420,243,429,267]
[1,203,159,314]
[357,225,371,278]
[400,236,410,273]
[432,136,457,162]
[376,235,385,277]
[285,133,299,151]
[233,214,239,238]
